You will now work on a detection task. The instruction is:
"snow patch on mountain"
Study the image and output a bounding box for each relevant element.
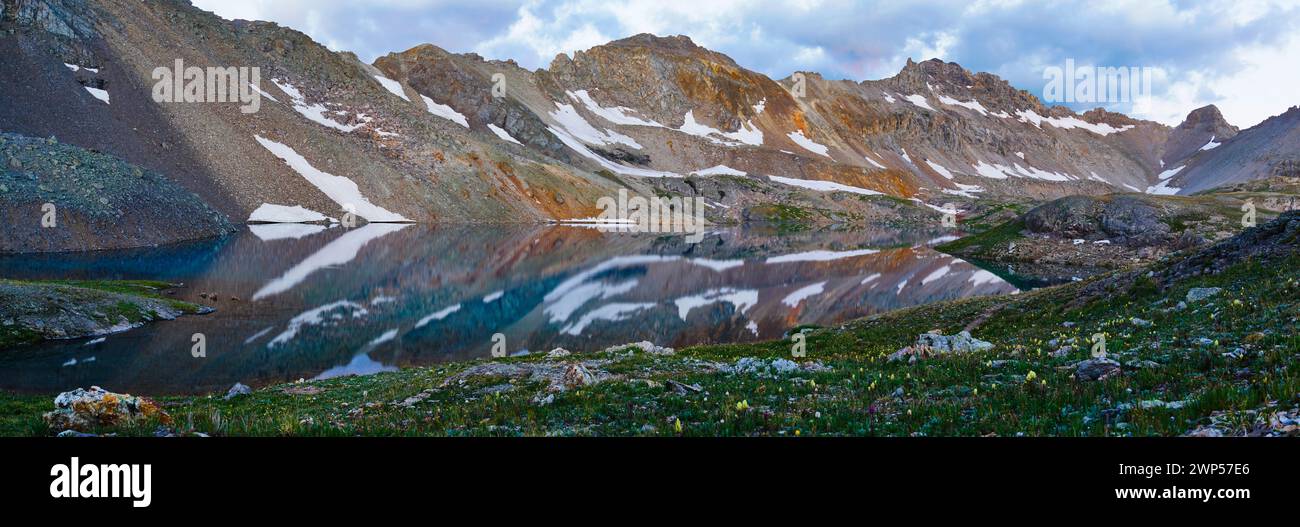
[372,74,410,101]
[926,160,957,179]
[421,94,469,128]
[971,160,1072,181]
[254,136,411,222]
[487,123,522,144]
[568,90,663,127]
[768,175,882,196]
[674,288,758,320]
[84,86,110,104]
[692,164,746,176]
[903,94,935,111]
[1015,109,1134,136]
[550,102,642,149]
[787,130,830,157]
[782,282,826,308]
[1146,165,1185,195]
[937,95,987,115]
[942,182,985,198]
[247,203,328,223]
[546,126,679,177]
[272,79,367,132]
[678,111,763,146]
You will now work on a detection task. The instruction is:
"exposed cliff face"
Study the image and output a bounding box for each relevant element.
[1161,104,1239,168]
[381,39,1185,211]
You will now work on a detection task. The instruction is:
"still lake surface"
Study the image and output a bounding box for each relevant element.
[0,224,1018,394]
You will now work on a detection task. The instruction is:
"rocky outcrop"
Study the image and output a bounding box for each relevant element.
[1,133,233,253]
[1161,104,1238,168]
[1023,195,1173,246]
[0,279,205,347]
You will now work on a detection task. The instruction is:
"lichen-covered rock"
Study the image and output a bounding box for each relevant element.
[561,364,594,389]
[43,386,171,431]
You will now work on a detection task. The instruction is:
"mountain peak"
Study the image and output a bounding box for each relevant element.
[1180,104,1235,132]
[608,33,700,50]
[1162,104,1240,168]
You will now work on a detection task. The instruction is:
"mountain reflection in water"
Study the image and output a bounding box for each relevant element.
[0,225,1017,394]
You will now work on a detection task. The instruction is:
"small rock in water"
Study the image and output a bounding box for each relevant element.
[224,382,252,400]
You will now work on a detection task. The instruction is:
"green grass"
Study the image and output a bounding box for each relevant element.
[0,279,203,348]
[4,254,1294,437]
[936,218,1026,254]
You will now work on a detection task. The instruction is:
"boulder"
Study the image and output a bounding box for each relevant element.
[561,364,594,389]
[43,386,171,431]
[224,382,252,400]
[1073,358,1122,382]
[1186,287,1222,303]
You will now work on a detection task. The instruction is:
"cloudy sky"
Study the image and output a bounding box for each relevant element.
[193,0,1300,128]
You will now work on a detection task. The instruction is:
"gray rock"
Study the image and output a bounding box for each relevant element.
[1186,287,1222,303]
[889,331,993,362]
[732,357,820,377]
[224,382,252,400]
[1129,317,1152,327]
[1074,358,1122,382]
[1126,360,1161,369]
[562,364,593,389]
[604,341,675,355]
[545,348,571,358]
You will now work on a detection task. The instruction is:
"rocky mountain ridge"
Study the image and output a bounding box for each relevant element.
[3,0,1298,251]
